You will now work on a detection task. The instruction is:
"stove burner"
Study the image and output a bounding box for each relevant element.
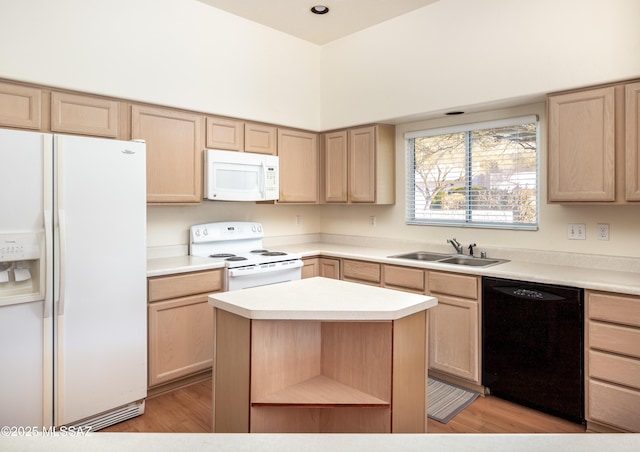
[250,249,269,253]
[210,253,236,258]
[226,256,248,262]
[261,251,287,256]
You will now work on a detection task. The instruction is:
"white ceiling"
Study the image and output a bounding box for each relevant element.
[196,0,440,45]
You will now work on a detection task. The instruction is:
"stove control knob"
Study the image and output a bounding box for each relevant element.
[203,228,208,236]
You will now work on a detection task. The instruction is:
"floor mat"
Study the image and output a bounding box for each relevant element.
[427,377,479,423]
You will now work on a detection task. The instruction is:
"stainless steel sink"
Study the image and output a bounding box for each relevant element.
[437,256,505,267]
[388,251,450,261]
[388,251,508,267]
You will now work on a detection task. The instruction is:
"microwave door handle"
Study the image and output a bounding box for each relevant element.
[261,160,267,199]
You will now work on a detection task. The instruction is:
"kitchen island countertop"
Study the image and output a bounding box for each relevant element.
[208,276,437,320]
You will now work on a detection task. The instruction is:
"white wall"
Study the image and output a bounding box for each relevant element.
[320,0,640,129]
[0,0,322,130]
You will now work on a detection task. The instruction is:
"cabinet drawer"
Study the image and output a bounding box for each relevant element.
[383,265,425,292]
[589,350,640,390]
[428,271,478,300]
[148,269,223,302]
[589,292,640,328]
[589,321,640,359]
[588,379,640,432]
[342,260,381,284]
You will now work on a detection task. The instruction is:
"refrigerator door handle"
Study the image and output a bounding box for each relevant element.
[57,210,67,317]
[43,211,54,319]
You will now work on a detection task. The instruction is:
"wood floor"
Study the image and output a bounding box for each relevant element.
[103,378,586,434]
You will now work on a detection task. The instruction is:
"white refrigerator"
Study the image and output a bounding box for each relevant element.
[0,128,147,429]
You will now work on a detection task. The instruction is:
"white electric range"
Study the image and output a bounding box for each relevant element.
[189,222,303,291]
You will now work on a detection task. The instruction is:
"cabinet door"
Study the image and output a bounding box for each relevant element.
[302,258,319,279]
[206,116,244,151]
[131,105,204,203]
[548,87,616,201]
[245,123,277,155]
[277,128,318,203]
[0,81,42,130]
[323,131,348,202]
[626,82,640,201]
[51,92,120,138]
[319,258,340,279]
[348,126,376,203]
[148,294,214,387]
[428,295,479,382]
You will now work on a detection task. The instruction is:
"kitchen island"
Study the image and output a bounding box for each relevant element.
[208,277,437,434]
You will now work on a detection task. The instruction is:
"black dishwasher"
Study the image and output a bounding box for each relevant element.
[482,276,584,424]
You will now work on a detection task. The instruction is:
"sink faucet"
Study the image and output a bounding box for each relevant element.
[447,238,463,254]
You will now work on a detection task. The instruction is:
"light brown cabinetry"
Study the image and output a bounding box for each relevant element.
[206,116,277,155]
[131,105,204,204]
[341,259,381,286]
[302,257,340,279]
[626,82,640,200]
[322,124,395,204]
[213,308,428,433]
[50,92,122,138]
[586,290,640,432]
[548,80,640,203]
[0,81,43,130]
[147,269,222,389]
[427,271,481,384]
[277,128,319,203]
[382,265,425,294]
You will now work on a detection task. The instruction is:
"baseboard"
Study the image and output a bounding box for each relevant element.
[147,369,212,398]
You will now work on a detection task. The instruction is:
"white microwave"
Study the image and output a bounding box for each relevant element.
[204,149,279,201]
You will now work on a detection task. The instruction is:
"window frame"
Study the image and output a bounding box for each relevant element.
[405,115,539,230]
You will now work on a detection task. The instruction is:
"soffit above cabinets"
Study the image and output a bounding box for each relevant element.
[196,0,439,45]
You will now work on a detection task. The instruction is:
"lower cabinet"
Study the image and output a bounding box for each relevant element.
[586,290,640,432]
[302,257,340,279]
[147,269,222,389]
[213,309,428,433]
[427,271,481,385]
[341,259,381,286]
[382,265,426,294]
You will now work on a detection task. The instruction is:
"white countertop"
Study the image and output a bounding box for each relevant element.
[5,432,640,452]
[208,277,437,320]
[147,237,640,296]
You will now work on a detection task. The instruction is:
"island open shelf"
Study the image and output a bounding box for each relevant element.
[209,277,437,433]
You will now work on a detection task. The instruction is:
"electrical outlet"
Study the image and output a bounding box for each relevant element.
[567,223,586,240]
[295,215,301,226]
[369,216,376,227]
[597,223,609,240]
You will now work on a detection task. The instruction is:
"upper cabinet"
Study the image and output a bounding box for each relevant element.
[277,128,319,203]
[51,92,122,138]
[206,116,277,155]
[626,82,640,201]
[322,124,395,204]
[0,81,43,130]
[547,80,639,203]
[131,105,204,204]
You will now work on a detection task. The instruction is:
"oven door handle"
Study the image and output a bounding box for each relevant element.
[228,259,303,277]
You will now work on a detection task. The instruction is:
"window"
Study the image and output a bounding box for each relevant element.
[405,115,538,229]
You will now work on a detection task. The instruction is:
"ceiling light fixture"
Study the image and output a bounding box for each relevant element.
[310,5,329,15]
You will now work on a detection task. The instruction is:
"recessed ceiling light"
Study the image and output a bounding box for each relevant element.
[310,5,330,15]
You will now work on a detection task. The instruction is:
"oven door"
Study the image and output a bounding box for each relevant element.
[225,260,303,291]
